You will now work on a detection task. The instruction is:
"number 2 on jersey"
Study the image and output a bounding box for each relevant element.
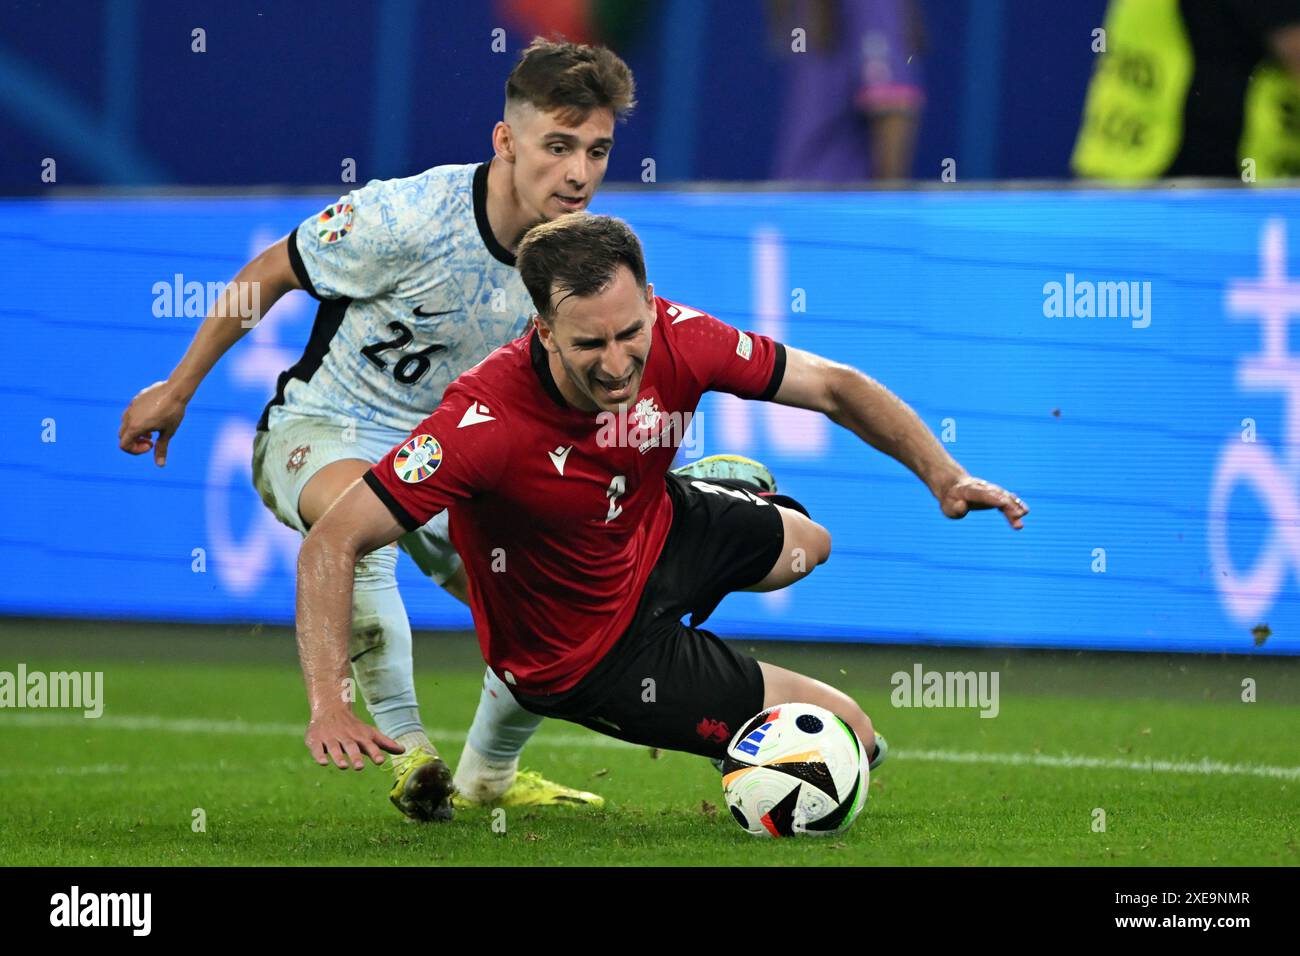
[604,475,626,524]
[360,321,446,385]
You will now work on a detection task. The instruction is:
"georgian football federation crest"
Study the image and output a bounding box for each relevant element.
[631,396,662,433]
[394,434,442,483]
[316,202,354,244]
[595,387,687,455]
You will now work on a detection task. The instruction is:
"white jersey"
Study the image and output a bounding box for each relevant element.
[259,161,534,434]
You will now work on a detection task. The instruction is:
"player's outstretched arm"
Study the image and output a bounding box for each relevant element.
[296,477,408,770]
[117,236,301,466]
[771,346,1029,529]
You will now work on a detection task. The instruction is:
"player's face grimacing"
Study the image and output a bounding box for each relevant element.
[503,102,615,220]
[538,265,656,414]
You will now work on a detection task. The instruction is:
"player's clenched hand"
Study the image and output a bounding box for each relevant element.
[939,474,1029,530]
[305,709,403,771]
[119,380,188,466]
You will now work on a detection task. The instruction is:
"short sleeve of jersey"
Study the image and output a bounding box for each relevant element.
[670,309,787,400]
[287,177,431,301]
[363,386,510,532]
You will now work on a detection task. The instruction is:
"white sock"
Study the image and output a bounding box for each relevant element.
[350,547,424,739]
[396,730,435,757]
[454,742,518,803]
[465,667,544,759]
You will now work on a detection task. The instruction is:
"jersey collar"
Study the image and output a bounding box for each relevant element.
[474,159,517,267]
[530,327,571,409]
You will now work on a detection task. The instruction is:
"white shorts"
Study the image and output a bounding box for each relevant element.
[251,413,461,584]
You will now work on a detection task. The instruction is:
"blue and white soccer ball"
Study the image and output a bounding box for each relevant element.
[721,702,868,838]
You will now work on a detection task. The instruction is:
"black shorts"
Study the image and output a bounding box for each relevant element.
[511,473,787,759]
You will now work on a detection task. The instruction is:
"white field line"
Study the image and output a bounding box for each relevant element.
[0,712,634,749]
[899,748,1300,782]
[3,712,1299,781]
[0,758,305,777]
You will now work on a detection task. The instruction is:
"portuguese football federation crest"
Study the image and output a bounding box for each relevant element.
[286,444,311,474]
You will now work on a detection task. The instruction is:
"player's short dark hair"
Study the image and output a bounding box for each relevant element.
[517,214,647,320]
[505,37,636,126]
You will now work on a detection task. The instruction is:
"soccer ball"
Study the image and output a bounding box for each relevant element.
[721,703,868,838]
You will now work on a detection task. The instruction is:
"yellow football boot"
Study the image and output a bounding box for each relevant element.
[452,769,605,810]
[388,746,455,822]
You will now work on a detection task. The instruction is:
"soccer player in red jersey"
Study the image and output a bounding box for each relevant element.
[295,214,1029,770]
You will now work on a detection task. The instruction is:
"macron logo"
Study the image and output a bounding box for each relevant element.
[549,445,572,475]
[666,304,704,324]
[457,402,495,428]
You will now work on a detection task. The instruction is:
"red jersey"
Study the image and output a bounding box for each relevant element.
[364,297,786,694]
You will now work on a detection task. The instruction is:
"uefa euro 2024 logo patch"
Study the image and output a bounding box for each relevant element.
[394,434,442,483]
[316,201,354,244]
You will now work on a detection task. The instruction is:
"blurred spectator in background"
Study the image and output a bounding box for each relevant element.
[768,0,926,182]
[495,0,654,50]
[1073,0,1300,180]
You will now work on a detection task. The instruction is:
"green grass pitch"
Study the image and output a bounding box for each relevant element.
[1,619,1297,866]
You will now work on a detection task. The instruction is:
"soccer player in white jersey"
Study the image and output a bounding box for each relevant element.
[118,39,636,821]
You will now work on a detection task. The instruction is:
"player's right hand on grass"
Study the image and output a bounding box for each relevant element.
[305,709,404,770]
[119,380,189,466]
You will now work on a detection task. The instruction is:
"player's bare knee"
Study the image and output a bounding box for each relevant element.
[760,664,871,746]
[811,521,831,564]
[826,691,873,753]
[849,702,873,749]
[785,510,831,570]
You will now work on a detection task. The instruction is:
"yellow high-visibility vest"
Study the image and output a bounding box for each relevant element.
[1071,0,1193,180]
[1240,63,1300,181]
[1074,0,1300,181]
